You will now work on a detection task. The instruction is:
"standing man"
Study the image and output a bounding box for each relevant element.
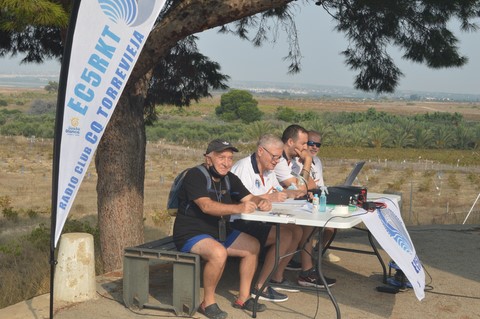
[274,124,336,288]
[173,139,270,319]
[231,134,304,302]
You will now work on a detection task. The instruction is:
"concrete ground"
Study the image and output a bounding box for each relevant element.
[2,224,480,319]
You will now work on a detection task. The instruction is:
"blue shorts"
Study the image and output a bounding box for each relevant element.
[180,230,241,253]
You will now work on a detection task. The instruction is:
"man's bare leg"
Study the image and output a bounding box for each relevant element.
[190,238,228,307]
[227,232,260,302]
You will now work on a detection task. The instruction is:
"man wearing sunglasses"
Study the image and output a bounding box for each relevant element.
[304,130,341,263]
[306,131,325,188]
[231,134,305,302]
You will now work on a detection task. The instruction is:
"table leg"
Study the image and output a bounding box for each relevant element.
[252,223,280,318]
[322,228,338,255]
[316,228,342,319]
[367,230,387,283]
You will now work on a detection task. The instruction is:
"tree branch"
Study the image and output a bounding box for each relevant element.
[130,0,295,87]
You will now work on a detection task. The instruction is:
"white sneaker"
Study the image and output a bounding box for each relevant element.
[325,250,341,263]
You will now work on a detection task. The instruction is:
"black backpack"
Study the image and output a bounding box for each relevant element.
[167,165,231,215]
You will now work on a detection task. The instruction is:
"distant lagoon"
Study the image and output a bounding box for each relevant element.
[0,74,59,89]
[1,73,478,102]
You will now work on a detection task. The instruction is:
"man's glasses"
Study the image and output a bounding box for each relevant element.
[307,141,322,148]
[261,146,282,161]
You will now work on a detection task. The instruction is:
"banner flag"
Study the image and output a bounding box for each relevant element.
[54,0,166,246]
[361,198,426,300]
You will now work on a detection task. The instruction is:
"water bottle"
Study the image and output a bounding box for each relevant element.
[319,190,327,212]
[312,194,319,213]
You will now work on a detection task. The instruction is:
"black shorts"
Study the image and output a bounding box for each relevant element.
[232,220,271,248]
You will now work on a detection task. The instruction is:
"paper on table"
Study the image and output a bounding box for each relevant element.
[272,199,308,206]
[302,203,335,214]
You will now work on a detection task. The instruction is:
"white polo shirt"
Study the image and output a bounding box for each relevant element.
[231,153,282,196]
[274,153,302,184]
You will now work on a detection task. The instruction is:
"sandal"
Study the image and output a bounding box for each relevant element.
[198,302,228,319]
[233,298,267,313]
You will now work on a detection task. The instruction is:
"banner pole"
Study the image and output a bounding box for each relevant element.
[50,1,82,318]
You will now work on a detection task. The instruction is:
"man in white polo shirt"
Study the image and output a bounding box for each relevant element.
[231,134,304,302]
[302,130,340,263]
[274,124,336,288]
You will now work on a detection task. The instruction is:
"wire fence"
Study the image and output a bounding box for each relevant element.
[1,136,479,228]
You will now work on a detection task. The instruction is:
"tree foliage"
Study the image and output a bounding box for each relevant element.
[320,0,479,92]
[145,36,229,124]
[215,89,263,123]
[0,0,67,63]
[44,81,58,93]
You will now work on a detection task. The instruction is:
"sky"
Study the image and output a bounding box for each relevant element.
[195,5,480,95]
[1,4,479,95]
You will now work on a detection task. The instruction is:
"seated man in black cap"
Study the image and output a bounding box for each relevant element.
[173,139,271,319]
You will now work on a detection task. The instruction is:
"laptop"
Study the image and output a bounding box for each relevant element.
[341,161,365,186]
[298,161,366,201]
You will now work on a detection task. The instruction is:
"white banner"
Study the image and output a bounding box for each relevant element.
[55,0,166,246]
[361,197,425,300]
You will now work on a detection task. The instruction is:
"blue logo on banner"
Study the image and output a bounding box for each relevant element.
[98,0,156,26]
[377,208,414,255]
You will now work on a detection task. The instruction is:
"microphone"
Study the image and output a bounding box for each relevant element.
[290,171,310,200]
[291,171,308,187]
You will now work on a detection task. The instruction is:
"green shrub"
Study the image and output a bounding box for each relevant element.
[215,90,263,123]
[26,223,50,250]
[0,242,22,256]
[0,195,12,209]
[29,99,56,115]
[27,209,39,219]
[418,179,432,192]
[44,81,59,93]
[2,207,19,222]
[275,106,296,122]
[447,174,461,190]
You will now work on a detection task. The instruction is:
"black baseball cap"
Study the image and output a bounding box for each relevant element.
[205,139,239,154]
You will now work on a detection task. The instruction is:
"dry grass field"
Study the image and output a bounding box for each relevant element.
[0,134,479,237]
[1,89,480,308]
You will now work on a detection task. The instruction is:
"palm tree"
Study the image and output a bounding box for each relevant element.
[432,126,455,149]
[368,126,391,148]
[391,119,415,148]
[245,121,274,141]
[413,126,434,149]
[454,125,477,149]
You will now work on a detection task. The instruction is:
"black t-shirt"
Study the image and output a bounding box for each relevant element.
[173,165,251,250]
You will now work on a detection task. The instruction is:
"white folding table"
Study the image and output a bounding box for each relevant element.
[235,199,389,318]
